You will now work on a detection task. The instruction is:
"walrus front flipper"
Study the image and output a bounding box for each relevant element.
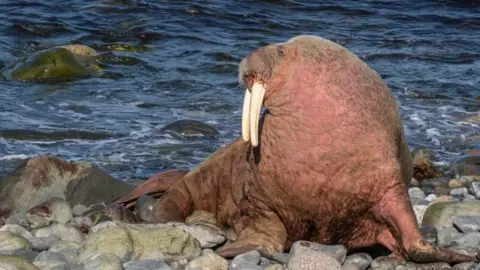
[115,170,188,208]
[376,183,476,263]
[216,213,287,258]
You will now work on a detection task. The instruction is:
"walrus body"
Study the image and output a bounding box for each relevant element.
[117,35,473,263]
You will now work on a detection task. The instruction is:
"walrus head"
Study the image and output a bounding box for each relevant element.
[238,35,344,147]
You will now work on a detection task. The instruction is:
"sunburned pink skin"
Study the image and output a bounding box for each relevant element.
[116,35,475,264]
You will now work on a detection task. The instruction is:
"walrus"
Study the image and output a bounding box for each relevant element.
[116,35,474,263]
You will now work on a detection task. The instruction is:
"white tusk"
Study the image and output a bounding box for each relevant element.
[241,89,251,142]
[249,83,265,147]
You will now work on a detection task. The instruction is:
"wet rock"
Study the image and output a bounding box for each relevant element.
[420,177,450,195]
[0,225,33,239]
[287,249,341,270]
[412,147,442,181]
[230,250,261,269]
[422,201,480,229]
[185,253,228,270]
[172,222,226,248]
[10,249,38,262]
[161,120,219,138]
[0,156,133,224]
[0,255,39,270]
[30,236,61,251]
[48,240,80,263]
[449,155,480,178]
[289,241,347,264]
[4,48,90,81]
[34,250,67,262]
[448,246,478,258]
[123,259,171,270]
[58,44,97,58]
[0,232,31,255]
[134,195,156,222]
[453,216,480,232]
[437,227,463,246]
[75,222,133,263]
[451,231,480,248]
[72,204,87,217]
[32,223,84,243]
[419,226,437,245]
[450,187,469,197]
[469,182,480,199]
[370,256,402,270]
[92,43,147,53]
[343,253,371,270]
[27,198,73,229]
[271,252,288,264]
[453,262,477,270]
[408,187,426,204]
[83,253,124,270]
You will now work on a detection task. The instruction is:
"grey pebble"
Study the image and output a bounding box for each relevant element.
[30,236,61,251]
[34,251,68,262]
[48,241,80,263]
[469,182,480,199]
[343,253,372,270]
[451,232,480,248]
[342,264,360,270]
[289,241,347,264]
[124,259,172,270]
[451,187,469,196]
[408,187,426,204]
[271,252,289,264]
[452,262,477,270]
[419,226,437,245]
[230,250,261,269]
[11,249,39,262]
[33,260,69,270]
[437,227,463,246]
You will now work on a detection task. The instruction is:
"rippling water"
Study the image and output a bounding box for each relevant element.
[0,0,479,180]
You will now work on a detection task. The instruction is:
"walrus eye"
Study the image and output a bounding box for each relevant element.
[276,46,286,56]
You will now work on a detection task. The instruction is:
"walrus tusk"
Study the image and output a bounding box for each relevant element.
[242,82,265,147]
[242,89,251,142]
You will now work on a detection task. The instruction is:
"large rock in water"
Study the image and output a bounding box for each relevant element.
[3,47,91,81]
[0,156,133,223]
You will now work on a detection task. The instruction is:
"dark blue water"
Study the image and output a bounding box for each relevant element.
[0,0,479,180]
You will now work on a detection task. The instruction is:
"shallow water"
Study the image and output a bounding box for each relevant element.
[0,0,479,180]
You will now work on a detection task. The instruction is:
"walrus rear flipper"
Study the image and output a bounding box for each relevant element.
[216,212,287,258]
[375,183,476,263]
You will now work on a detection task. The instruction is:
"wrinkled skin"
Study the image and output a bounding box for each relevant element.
[117,35,474,264]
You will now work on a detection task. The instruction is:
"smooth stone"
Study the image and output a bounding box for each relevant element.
[11,249,39,262]
[83,253,124,270]
[134,195,156,222]
[342,265,360,270]
[32,224,84,243]
[30,236,61,251]
[343,253,372,270]
[453,216,480,232]
[469,182,480,199]
[27,198,73,229]
[413,205,428,226]
[123,259,171,270]
[289,241,347,264]
[450,187,469,197]
[48,241,80,263]
[125,223,201,261]
[0,156,133,224]
[419,226,437,245]
[448,245,478,258]
[34,251,67,262]
[170,259,188,270]
[0,232,31,255]
[171,222,226,248]
[370,256,402,270]
[422,201,480,229]
[76,223,133,263]
[0,262,19,270]
[464,194,477,201]
[185,211,218,226]
[437,227,463,246]
[33,260,69,270]
[230,250,261,269]
[452,262,477,270]
[450,178,465,189]
[161,120,219,138]
[0,225,33,240]
[451,232,480,248]
[72,204,87,217]
[185,253,228,270]
[408,187,426,204]
[286,249,341,270]
[0,255,39,270]
[424,194,437,202]
[265,264,283,270]
[271,252,289,264]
